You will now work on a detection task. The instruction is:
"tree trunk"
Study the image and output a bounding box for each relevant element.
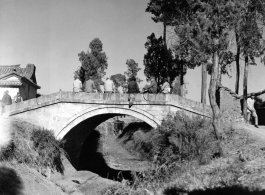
[217,61,222,85]
[201,63,207,103]
[163,23,169,80]
[163,23,167,48]
[235,33,240,94]
[180,62,184,97]
[239,88,265,99]
[243,56,249,121]
[208,39,224,156]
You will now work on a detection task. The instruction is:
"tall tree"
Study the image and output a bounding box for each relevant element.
[143,33,184,90]
[174,0,238,155]
[110,74,126,88]
[224,0,265,120]
[233,0,265,94]
[238,0,265,121]
[124,59,142,83]
[77,38,108,91]
[146,0,190,93]
[146,0,189,45]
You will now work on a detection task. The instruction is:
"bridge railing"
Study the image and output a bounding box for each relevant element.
[5,91,212,117]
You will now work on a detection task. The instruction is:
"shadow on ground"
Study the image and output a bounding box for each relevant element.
[0,167,24,195]
[164,186,265,195]
[78,130,135,182]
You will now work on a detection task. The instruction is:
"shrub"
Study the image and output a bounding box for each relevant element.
[120,112,215,166]
[111,112,217,194]
[0,120,65,174]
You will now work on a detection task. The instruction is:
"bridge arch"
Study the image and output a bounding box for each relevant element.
[56,105,161,139]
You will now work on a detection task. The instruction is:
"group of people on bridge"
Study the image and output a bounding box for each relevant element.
[73,74,171,95]
[73,74,172,108]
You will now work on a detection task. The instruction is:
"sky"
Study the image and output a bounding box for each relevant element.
[1,0,265,104]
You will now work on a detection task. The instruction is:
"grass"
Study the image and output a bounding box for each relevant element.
[0,119,66,176]
[100,112,265,195]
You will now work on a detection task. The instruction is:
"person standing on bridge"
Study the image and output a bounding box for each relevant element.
[104,77,115,93]
[127,76,139,108]
[73,74,82,92]
[83,75,96,93]
[13,92,23,103]
[247,95,259,128]
[1,90,12,114]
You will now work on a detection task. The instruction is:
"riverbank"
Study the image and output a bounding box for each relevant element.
[1,117,265,195]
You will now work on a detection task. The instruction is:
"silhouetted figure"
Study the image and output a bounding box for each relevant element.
[127,76,139,108]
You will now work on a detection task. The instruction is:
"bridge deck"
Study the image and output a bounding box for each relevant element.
[5,91,212,117]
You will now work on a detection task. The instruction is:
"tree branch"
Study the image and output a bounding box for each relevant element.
[239,89,265,99]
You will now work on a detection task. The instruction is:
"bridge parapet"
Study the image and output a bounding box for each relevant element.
[6,91,212,117]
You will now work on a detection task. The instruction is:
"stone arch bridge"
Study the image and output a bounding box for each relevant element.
[5,91,211,168]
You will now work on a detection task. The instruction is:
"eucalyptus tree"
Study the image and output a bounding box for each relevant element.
[173,0,240,155]
[146,0,191,94]
[143,33,184,92]
[124,59,142,83]
[233,0,265,120]
[77,38,108,91]
[110,74,126,88]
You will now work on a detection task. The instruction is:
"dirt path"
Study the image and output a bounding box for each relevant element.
[233,122,265,140]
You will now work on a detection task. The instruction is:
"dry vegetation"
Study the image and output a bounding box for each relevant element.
[0,119,67,195]
[101,113,265,195]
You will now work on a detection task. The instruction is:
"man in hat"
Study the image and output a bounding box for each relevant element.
[1,90,12,114]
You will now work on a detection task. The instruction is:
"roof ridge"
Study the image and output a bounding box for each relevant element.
[0,64,21,68]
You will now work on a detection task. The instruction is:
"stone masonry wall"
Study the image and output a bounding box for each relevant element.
[219,86,243,121]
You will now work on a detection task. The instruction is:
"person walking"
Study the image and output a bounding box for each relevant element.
[14,92,23,103]
[73,74,82,92]
[1,91,12,114]
[161,78,170,94]
[127,76,139,108]
[247,95,259,128]
[104,77,115,93]
[83,75,96,93]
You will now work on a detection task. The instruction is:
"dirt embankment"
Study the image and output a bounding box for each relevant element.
[0,119,149,195]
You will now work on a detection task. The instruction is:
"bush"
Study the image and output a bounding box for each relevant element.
[120,112,215,165]
[107,112,217,194]
[0,120,65,174]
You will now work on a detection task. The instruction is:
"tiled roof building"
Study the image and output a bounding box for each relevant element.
[0,64,40,101]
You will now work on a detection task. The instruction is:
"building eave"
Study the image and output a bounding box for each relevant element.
[0,72,41,89]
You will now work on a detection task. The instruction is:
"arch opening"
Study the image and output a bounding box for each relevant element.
[57,106,161,139]
[60,107,160,181]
